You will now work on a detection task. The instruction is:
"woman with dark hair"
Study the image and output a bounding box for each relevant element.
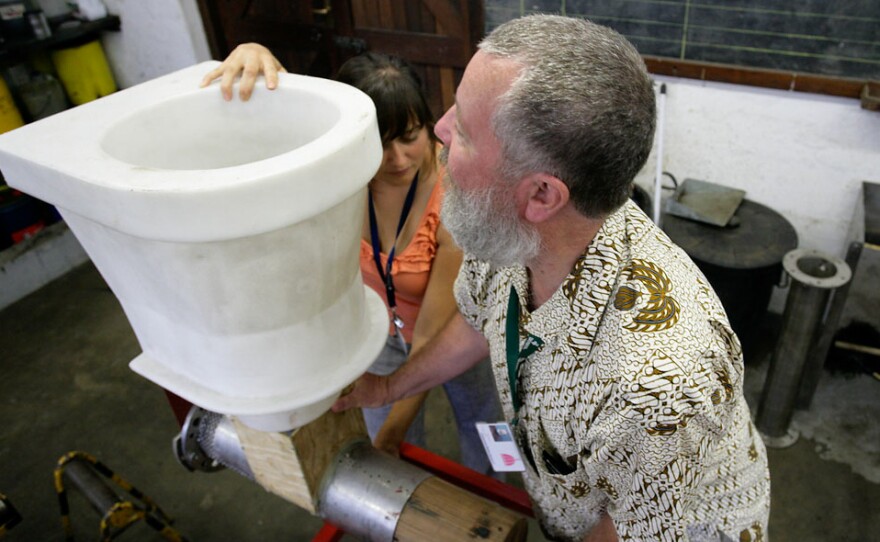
[202,45,501,474]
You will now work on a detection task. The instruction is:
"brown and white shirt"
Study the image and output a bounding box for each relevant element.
[455,200,770,541]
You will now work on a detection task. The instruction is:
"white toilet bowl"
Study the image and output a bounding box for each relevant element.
[0,61,388,431]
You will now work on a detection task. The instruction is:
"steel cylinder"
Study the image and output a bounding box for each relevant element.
[756,248,851,447]
[317,440,431,541]
[62,459,121,515]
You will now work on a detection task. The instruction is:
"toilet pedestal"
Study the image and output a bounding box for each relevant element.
[0,61,387,431]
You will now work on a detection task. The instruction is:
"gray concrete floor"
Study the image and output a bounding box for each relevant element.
[1,261,878,541]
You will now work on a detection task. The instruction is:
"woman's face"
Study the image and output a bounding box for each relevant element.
[374,125,432,186]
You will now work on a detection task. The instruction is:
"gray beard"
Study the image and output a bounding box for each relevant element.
[440,171,541,267]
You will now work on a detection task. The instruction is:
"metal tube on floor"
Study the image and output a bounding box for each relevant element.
[756,248,851,448]
[62,459,121,516]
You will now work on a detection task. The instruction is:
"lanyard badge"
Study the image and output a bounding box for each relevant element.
[390,308,409,355]
[476,421,526,472]
[368,173,419,357]
[475,285,544,474]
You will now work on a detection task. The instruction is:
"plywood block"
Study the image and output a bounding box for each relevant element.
[232,407,368,513]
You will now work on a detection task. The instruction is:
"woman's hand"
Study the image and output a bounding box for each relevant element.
[200,42,287,102]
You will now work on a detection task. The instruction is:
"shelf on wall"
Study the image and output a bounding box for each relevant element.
[0,15,121,61]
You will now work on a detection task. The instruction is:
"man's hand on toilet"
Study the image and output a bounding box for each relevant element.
[332,372,395,413]
[200,43,286,102]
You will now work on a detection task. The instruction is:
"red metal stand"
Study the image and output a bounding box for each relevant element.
[311,522,346,542]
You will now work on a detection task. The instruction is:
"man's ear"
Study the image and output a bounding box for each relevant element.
[517,173,570,223]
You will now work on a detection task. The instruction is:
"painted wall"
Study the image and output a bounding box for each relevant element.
[100,0,211,89]
[634,77,879,261]
[636,77,879,311]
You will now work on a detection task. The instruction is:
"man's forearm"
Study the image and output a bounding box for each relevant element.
[388,311,489,402]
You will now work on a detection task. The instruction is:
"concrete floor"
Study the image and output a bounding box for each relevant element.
[1,261,878,541]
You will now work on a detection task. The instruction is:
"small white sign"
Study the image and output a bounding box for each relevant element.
[476,422,526,472]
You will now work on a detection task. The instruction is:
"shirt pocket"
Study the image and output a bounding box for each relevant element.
[521,420,602,542]
[531,415,591,499]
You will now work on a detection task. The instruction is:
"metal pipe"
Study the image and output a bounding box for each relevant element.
[756,248,851,447]
[62,459,121,516]
[317,440,430,541]
[796,240,863,408]
[174,406,252,479]
[172,407,434,540]
[652,83,667,225]
[175,406,526,541]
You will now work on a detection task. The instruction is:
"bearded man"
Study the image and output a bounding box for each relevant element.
[208,14,771,542]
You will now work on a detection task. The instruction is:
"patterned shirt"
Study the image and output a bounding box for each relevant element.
[454,201,770,541]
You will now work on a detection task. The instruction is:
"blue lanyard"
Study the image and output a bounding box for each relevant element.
[505,285,544,421]
[368,173,419,314]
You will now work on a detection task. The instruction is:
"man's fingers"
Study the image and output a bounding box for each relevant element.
[331,373,391,412]
[331,393,354,412]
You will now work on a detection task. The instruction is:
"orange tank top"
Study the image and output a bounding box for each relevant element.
[359,172,444,344]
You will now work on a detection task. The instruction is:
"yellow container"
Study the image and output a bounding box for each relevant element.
[51,40,117,105]
[0,77,24,134]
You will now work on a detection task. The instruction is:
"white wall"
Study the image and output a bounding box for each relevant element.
[101,0,211,88]
[633,77,879,312]
[635,77,879,260]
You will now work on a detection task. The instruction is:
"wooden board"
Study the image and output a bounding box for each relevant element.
[232,408,368,513]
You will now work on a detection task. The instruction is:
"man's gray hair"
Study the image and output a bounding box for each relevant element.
[480,15,656,218]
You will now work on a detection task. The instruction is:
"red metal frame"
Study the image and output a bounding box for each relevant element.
[162,393,533,540]
[311,522,345,542]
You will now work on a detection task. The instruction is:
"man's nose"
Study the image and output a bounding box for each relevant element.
[435,106,454,145]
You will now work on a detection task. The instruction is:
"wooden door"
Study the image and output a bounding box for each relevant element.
[346,0,482,116]
[196,0,484,118]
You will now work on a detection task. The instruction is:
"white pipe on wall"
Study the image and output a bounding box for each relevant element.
[652,83,667,225]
